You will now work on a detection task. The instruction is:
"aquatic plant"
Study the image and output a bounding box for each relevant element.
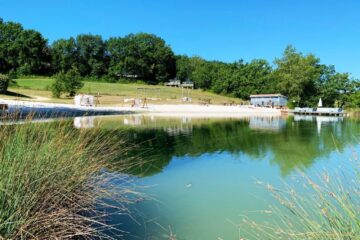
[0,118,143,239]
[240,152,360,239]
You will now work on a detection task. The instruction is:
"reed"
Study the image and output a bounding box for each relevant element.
[240,157,360,239]
[0,117,142,239]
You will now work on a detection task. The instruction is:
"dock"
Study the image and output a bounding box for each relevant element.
[293,107,347,116]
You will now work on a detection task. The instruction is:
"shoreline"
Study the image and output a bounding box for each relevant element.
[0,99,282,118]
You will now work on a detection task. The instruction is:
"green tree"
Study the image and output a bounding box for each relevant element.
[51,68,83,98]
[229,59,273,99]
[0,20,24,73]
[348,91,360,108]
[188,57,219,89]
[107,33,176,83]
[0,20,50,75]
[176,55,193,81]
[51,76,64,98]
[0,74,11,94]
[318,65,354,107]
[51,38,78,73]
[272,45,322,106]
[209,59,273,99]
[16,30,51,75]
[76,34,106,77]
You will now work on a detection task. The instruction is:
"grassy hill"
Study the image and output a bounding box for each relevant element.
[0,78,243,106]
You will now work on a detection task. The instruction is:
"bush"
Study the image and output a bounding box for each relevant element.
[0,74,11,94]
[51,76,64,98]
[51,68,84,98]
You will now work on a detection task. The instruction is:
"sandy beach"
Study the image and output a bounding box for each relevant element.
[144,104,281,117]
[0,99,281,117]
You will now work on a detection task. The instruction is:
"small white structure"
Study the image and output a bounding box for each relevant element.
[181,96,192,102]
[74,94,95,107]
[164,79,181,87]
[318,98,323,108]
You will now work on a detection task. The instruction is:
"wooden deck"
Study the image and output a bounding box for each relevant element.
[293,107,347,116]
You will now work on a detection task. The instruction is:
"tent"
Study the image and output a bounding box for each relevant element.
[74,94,95,107]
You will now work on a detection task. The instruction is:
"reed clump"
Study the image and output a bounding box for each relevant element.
[0,118,139,239]
[241,160,360,239]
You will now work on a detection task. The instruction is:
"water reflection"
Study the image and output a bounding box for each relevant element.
[249,116,286,131]
[86,114,360,239]
[73,116,95,129]
[80,114,360,177]
[294,115,344,134]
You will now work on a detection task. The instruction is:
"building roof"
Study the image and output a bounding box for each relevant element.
[250,93,287,98]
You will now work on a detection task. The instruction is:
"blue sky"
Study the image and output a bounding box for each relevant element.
[1,0,360,78]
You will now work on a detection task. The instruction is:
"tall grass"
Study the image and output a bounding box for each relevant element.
[240,154,360,239]
[0,118,142,239]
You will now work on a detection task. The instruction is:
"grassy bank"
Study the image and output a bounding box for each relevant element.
[0,77,242,106]
[0,118,140,239]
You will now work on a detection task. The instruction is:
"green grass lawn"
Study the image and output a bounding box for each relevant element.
[1,77,243,106]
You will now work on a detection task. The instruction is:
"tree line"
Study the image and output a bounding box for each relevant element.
[0,18,176,83]
[0,18,358,107]
[176,47,359,107]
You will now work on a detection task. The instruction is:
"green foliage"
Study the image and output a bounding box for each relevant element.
[272,46,358,107]
[189,57,215,89]
[347,91,360,108]
[76,34,107,77]
[177,57,275,98]
[272,45,322,106]
[51,77,63,98]
[317,66,357,107]
[222,59,274,99]
[0,74,10,93]
[51,68,83,97]
[51,38,78,73]
[51,35,106,78]
[176,55,193,81]
[107,33,176,83]
[0,19,358,106]
[0,20,50,75]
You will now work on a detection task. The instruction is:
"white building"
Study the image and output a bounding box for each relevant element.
[250,94,288,107]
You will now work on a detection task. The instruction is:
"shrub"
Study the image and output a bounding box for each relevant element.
[51,68,84,98]
[51,75,64,98]
[0,74,10,93]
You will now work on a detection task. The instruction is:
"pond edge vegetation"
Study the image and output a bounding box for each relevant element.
[0,117,145,239]
[240,156,360,239]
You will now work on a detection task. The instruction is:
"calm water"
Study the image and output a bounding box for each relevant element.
[78,114,360,239]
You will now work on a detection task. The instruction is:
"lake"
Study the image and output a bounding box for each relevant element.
[76,114,360,239]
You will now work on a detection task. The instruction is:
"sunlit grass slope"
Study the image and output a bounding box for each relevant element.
[0,77,242,106]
